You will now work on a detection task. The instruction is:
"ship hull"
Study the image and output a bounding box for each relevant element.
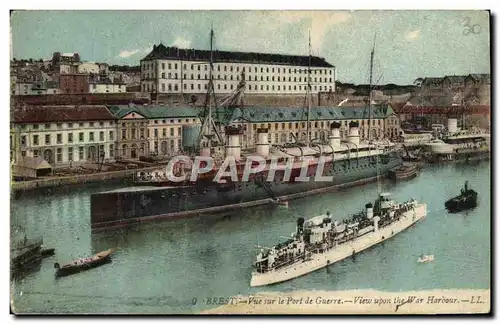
[250,203,427,287]
[90,152,402,231]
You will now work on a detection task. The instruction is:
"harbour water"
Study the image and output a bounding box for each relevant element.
[10,161,491,314]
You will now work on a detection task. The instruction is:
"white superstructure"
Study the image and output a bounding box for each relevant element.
[424,118,490,155]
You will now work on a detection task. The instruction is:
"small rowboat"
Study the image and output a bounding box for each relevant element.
[54,248,115,278]
[417,254,434,263]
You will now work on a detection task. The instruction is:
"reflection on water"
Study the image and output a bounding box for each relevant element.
[10,162,490,314]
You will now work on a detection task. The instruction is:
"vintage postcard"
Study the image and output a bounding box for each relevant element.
[9,10,491,315]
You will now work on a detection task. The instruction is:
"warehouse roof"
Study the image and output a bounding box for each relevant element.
[107,105,200,119]
[229,105,394,123]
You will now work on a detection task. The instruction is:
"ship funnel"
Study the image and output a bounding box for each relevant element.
[365,202,373,219]
[348,121,360,146]
[225,126,243,160]
[296,217,305,234]
[256,128,270,157]
[200,147,211,157]
[447,118,458,134]
[329,122,341,147]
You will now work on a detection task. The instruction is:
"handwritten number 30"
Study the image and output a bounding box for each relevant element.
[463,17,481,35]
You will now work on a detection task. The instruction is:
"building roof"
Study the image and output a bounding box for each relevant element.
[142,43,335,68]
[422,77,444,86]
[443,75,466,84]
[229,105,393,123]
[107,104,201,119]
[15,156,52,170]
[13,105,115,124]
[467,73,490,83]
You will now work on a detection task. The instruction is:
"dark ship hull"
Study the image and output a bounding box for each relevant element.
[90,151,402,231]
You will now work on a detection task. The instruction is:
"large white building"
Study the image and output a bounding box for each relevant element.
[140,44,336,95]
[12,105,117,167]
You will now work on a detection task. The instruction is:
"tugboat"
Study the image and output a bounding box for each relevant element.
[445,181,478,213]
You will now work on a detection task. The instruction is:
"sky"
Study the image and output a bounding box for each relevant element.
[10,10,490,85]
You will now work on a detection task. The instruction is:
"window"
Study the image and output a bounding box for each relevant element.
[175,63,178,69]
[33,150,39,158]
[163,129,166,137]
[79,147,84,160]
[21,136,26,145]
[89,132,94,142]
[170,128,174,136]
[100,131,104,141]
[109,131,113,141]
[121,129,126,139]
[110,144,114,157]
[168,73,172,78]
[57,133,62,144]
[174,84,178,91]
[33,135,39,145]
[175,73,178,79]
[57,148,62,162]
[45,123,51,129]
[168,63,171,69]
[168,84,172,91]
[90,122,94,127]
[57,123,62,128]
[154,129,158,137]
[191,84,194,90]
[162,73,165,79]
[45,134,51,145]
[131,128,136,139]
[140,129,145,139]
[67,133,73,143]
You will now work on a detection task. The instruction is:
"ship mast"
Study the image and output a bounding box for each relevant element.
[306,30,312,147]
[199,24,223,148]
[368,35,375,144]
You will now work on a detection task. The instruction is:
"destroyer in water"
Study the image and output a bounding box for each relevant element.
[250,193,427,287]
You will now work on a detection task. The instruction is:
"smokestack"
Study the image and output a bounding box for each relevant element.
[348,121,360,146]
[255,128,270,157]
[225,126,243,159]
[365,203,373,219]
[329,122,341,147]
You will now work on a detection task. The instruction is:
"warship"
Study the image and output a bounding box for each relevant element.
[90,30,403,230]
[250,193,427,287]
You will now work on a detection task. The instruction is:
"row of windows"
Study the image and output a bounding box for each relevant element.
[151,72,333,83]
[154,82,333,92]
[249,119,384,131]
[143,61,333,75]
[25,145,114,162]
[24,131,114,146]
[19,121,114,130]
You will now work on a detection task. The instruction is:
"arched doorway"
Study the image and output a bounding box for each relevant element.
[131,144,138,159]
[43,149,54,164]
[122,144,128,158]
[88,146,97,162]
